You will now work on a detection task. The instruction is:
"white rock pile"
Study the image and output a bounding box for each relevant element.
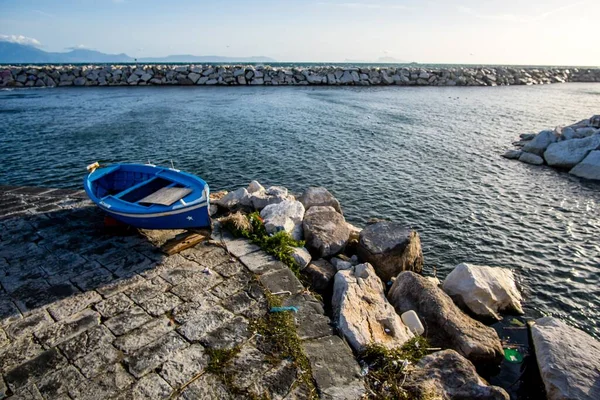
[212,179,600,400]
[2,64,600,88]
[503,115,600,180]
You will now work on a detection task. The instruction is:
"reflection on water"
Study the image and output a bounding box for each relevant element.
[1,84,599,339]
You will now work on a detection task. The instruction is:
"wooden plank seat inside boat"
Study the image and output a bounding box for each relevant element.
[138,187,192,206]
[115,177,174,203]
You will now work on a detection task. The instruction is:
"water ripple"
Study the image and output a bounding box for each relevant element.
[0,84,599,338]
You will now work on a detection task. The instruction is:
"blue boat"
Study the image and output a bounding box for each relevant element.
[84,163,211,229]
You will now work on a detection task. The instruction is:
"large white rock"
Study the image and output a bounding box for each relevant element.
[332,263,413,352]
[249,185,293,210]
[442,263,523,321]
[214,187,251,209]
[543,135,600,169]
[522,130,558,156]
[531,317,600,400]
[569,150,600,180]
[259,200,305,240]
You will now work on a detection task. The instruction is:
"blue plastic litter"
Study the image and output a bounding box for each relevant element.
[270,306,299,313]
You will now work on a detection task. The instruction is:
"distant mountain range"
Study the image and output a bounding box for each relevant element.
[0,41,276,64]
[138,55,275,63]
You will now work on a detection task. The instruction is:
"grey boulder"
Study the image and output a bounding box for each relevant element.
[291,247,311,270]
[303,206,350,258]
[519,133,537,140]
[522,130,558,156]
[543,135,600,169]
[298,187,343,214]
[519,152,544,165]
[574,127,598,138]
[357,221,423,283]
[406,350,509,400]
[531,317,600,400]
[569,150,600,180]
[561,127,576,140]
[388,272,504,364]
[302,259,336,295]
[501,149,522,160]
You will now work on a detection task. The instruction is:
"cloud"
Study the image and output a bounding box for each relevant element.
[317,2,411,10]
[0,34,42,47]
[66,44,91,50]
[458,2,586,23]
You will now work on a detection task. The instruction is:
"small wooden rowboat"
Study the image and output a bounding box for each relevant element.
[84,163,210,229]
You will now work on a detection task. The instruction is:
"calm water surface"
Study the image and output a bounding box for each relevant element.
[1,84,599,339]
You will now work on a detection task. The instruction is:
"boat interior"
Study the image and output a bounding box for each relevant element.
[91,166,191,206]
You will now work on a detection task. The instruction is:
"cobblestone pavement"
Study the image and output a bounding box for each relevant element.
[0,186,363,400]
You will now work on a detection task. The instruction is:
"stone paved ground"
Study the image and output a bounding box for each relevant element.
[0,186,363,400]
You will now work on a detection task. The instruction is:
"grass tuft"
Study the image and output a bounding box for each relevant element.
[221,211,305,277]
[360,336,431,400]
[220,211,253,235]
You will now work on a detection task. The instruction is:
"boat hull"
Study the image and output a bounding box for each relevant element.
[101,202,210,229]
[84,163,211,230]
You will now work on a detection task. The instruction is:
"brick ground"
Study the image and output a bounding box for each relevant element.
[0,186,363,399]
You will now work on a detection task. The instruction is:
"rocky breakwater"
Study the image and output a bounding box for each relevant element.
[503,114,600,180]
[213,181,600,398]
[212,182,523,398]
[2,64,600,88]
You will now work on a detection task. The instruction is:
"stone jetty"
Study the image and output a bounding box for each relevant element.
[1,64,600,88]
[0,186,363,399]
[2,182,600,399]
[503,114,600,180]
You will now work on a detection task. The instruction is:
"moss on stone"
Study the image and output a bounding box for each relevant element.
[205,346,242,375]
[220,215,319,398]
[249,286,318,399]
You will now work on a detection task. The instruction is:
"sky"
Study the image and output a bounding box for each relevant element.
[1,0,599,65]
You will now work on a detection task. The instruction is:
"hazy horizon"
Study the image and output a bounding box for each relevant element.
[1,0,599,66]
